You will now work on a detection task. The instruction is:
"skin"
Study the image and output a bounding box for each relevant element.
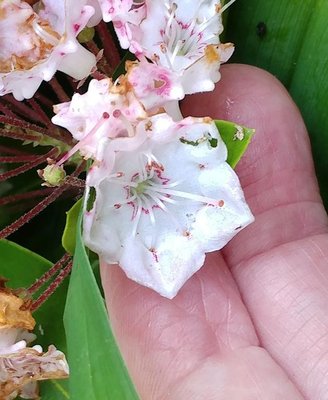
[101,64,328,399]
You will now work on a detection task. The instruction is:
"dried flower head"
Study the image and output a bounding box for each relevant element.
[0,287,69,400]
[0,0,97,100]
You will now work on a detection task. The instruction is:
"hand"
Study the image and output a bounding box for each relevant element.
[101,64,328,399]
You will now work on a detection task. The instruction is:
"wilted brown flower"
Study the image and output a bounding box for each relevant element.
[0,288,69,400]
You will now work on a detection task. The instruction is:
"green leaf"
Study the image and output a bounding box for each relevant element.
[225,1,328,205]
[64,213,139,400]
[62,199,82,255]
[215,120,254,168]
[0,240,69,399]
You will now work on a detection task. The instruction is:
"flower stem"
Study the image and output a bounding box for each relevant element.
[0,145,34,156]
[0,185,67,239]
[49,77,70,103]
[30,260,73,311]
[3,96,48,124]
[0,162,85,239]
[0,148,59,182]
[0,114,72,145]
[28,253,71,294]
[0,155,43,163]
[96,21,121,67]
[27,98,52,127]
[0,102,16,118]
[0,127,40,142]
[0,188,54,207]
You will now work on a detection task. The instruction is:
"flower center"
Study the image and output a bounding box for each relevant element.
[108,153,224,237]
[133,179,151,196]
[159,1,221,70]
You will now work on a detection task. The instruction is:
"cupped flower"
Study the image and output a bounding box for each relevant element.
[52,77,146,165]
[134,0,234,95]
[84,115,253,298]
[0,0,96,100]
[125,59,184,112]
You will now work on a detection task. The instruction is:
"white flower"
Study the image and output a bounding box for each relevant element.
[0,0,97,100]
[126,59,184,112]
[134,0,234,95]
[52,77,146,165]
[89,0,146,53]
[84,115,253,298]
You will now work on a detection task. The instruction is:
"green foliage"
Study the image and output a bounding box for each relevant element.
[216,120,254,168]
[63,214,140,400]
[62,199,82,255]
[226,0,328,205]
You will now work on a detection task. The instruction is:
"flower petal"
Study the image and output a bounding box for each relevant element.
[84,117,254,298]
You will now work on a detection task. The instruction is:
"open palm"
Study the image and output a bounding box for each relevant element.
[101,65,328,400]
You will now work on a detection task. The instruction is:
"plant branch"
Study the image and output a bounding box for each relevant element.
[28,253,72,294]
[30,260,73,311]
[0,148,59,182]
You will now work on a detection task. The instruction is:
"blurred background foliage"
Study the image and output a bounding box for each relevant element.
[226,0,328,207]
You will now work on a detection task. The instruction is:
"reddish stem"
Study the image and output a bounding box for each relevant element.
[0,102,16,119]
[4,96,48,124]
[0,184,67,239]
[86,41,113,77]
[0,127,39,142]
[0,115,72,145]
[48,77,70,103]
[30,260,73,311]
[0,155,41,163]
[0,148,58,182]
[27,98,52,127]
[0,162,85,239]
[96,22,121,67]
[0,188,54,207]
[34,92,56,109]
[28,253,71,294]
[0,145,32,156]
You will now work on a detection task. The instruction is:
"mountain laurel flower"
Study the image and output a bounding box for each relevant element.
[0,288,69,399]
[89,0,146,53]
[84,115,254,298]
[0,0,97,100]
[52,77,146,165]
[126,59,184,112]
[133,0,234,95]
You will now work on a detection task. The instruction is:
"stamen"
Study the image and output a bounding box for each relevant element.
[219,0,237,14]
[132,198,143,236]
[140,194,156,225]
[56,113,109,166]
[198,13,220,33]
[32,20,60,46]
[171,39,184,63]
[148,179,181,189]
[147,186,221,206]
[165,3,177,38]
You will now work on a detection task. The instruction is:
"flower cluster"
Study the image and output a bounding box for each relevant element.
[51,0,252,298]
[1,0,252,300]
